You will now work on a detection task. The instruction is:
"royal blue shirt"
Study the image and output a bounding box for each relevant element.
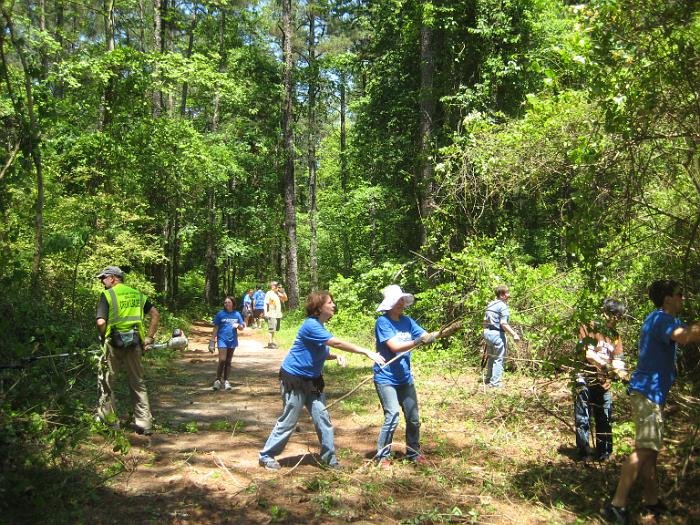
[281,317,334,378]
[373,314,425,386]
[629,309,683,405]
[212,309,244,348]
[253,290,265,309]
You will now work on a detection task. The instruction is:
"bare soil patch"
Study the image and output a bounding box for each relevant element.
[83,324,694,524]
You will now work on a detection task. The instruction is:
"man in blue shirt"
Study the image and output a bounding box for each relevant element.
[482,285,520,388]
[604,280,700,523]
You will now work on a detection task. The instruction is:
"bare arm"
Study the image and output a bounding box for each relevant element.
[500,321,520,340]
[384,335,420,353]
[146,306,160,339]
[96,318,107,337]
[326,337,385,365]
[672,322,700,345]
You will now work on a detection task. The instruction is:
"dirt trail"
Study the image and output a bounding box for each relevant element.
[93,322,380,523]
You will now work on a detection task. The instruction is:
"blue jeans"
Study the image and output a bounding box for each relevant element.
[484,329,507,387]
[574,383,613,457]
[374,382,421,460]
[259,382,337,465]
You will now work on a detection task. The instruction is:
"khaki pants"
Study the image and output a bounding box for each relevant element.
[97,341,152,431]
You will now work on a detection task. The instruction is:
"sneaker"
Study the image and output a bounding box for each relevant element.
[212,379,221,391]
[134,426,153,436]
[602,502,627,524]
[595,453,611,462]
[259,456,281,471]
[223,380,232,391]
[410,455,428,465]
[268,342,278,349]
[375,458,392,469]
[642,500,668,516]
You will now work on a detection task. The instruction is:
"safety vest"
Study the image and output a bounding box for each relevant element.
[102,283,146,341]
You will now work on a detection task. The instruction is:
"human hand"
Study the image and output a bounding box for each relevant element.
[336,354,348,367]
[208,340,216,353]
[367,351,385,365]
[144,336,155,351]
[513,333,521,342]
[415,331,438,346]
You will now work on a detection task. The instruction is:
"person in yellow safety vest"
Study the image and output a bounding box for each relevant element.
[95,265,160,435]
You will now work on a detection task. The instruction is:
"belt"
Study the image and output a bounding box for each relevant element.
[485,325,503,331]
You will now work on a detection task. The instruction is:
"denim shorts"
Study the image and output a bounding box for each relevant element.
[630,391,663,451]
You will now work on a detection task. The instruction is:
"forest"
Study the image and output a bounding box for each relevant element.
[0,0,698,522]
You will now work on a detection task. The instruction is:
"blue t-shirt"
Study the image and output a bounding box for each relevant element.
[281,317,334,378]
[243,294,252,308]
[484,299,509,330]
[213,309,244,348]
[373,314,425,386]
[629,309,683,405]
[253,290,265,309]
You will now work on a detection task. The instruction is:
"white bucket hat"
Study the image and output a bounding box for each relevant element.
[376,284,415,312]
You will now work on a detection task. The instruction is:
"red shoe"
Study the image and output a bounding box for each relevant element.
[375,458,392,469]
[411,455,428,465]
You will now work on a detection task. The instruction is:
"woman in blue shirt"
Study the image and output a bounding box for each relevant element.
[373,285,437,467]
[210,296,245,391]
[258,291,385,471]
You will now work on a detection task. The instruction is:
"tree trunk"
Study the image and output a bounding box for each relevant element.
[204,189,218,305]
[204,9,227,305]
[98,0,115,129]
[307,12,318,291]
[152,0,163,117]
[0,9,44,290]
[339,72,351,274]
[282,0,299,307]
[180,8,198,117]
[417,7,435,248]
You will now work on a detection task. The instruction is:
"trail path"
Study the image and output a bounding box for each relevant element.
[92,322,381,524]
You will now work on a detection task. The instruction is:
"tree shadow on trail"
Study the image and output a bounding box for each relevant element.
[511,456,619,521]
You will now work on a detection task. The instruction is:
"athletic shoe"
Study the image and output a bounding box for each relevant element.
[212,379,221,391]
[602,502,627,524]
[134,426,153,436]
[375,458,392,469]
[270,342,278,349]
[259,457,281,471]
[223,380,232,391]
[410,455,428,465]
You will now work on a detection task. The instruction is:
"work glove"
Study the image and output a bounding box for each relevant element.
[208,340,216,353]
[415,331,438,347]
[144,336,155,351]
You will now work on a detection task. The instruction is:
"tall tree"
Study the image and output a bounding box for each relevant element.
[417,0,435,247]
[281,0,300,306]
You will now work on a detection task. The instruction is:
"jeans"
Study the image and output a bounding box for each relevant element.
[259,382,337,465]
[374,382,421,460]
[574,383,613,457]
[484,329,507,387]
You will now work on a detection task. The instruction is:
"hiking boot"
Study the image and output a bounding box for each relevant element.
[212,379,221,391]
[602,502,627,524]
[223,380,232,391]
[259,456,281,471]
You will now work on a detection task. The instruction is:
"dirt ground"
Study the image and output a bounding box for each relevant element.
[82,323,692,525]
